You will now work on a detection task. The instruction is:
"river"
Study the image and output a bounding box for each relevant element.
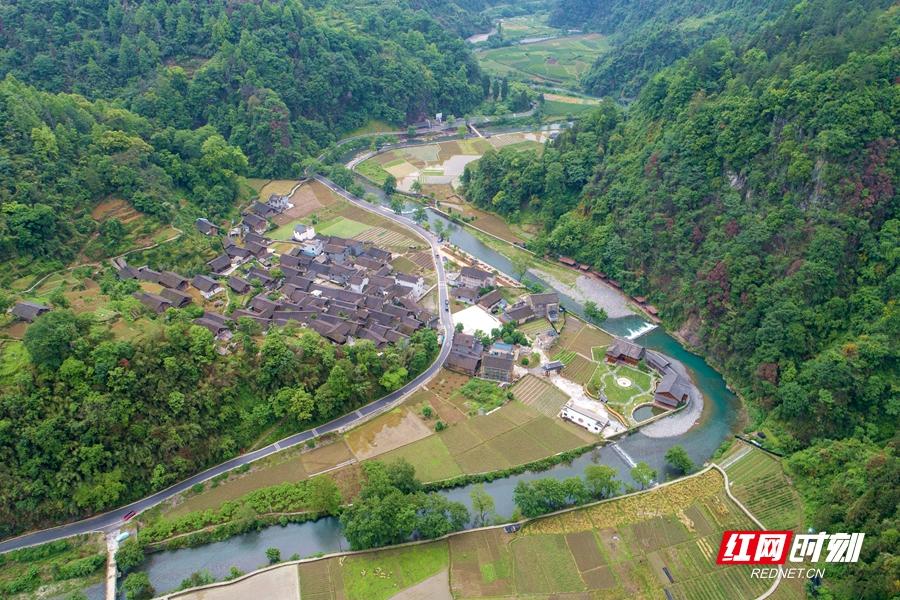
[98,143,740,598]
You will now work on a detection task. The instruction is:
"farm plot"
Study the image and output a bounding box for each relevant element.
[298,559,344,600]
[353,226,412,251]
[449,528,514,598]
[379,398,586,482]
[344,406,432,460]
[561,353,597,385]
[517,318,553,339]
[567,324,614,357]
[552,349,577,365]
[511,534,587,595]
[521,470,778,599]
[722,445,804,531]
[272,180,340,225]
[510,374,570,417]
[477,34,610,88]
[317,217,370,238]
[340,542,449,600]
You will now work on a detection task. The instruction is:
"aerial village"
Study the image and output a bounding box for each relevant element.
[7,185,693,440]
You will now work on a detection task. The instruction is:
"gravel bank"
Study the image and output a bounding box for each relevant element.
[530,269,636,319]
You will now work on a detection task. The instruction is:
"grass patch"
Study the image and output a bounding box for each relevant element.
[356,159,392,186]
[341,541,448,600]
[379,435,462,482]
[456,378,508,412]
[317,217,370,238]
[0,341,28,384]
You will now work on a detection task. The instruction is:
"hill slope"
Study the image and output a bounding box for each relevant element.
[462,3,898,596]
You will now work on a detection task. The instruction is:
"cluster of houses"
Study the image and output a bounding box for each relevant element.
[446,332,518,384]
[605,338,691,409]
[108,191,435,348]
[450,265,561,326]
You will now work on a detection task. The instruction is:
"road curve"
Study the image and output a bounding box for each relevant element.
[0,177,454,554]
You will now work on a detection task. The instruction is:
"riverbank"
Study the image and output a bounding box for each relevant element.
[159,463,779,600]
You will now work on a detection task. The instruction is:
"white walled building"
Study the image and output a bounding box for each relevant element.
[559,398,609,435]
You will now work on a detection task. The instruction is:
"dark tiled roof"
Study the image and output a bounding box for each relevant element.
[11,301,50,322]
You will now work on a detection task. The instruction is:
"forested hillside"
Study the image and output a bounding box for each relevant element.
[0,304,439,536]
[0,0,484,176]
[0,76,247,278]
[462,2,898,596]
[548,0,792,98]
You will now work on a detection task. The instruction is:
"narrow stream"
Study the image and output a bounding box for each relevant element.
[106,143,741,597]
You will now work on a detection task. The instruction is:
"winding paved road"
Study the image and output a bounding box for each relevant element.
[0,177,454,554]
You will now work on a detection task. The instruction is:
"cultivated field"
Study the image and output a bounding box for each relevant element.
[477,34,610,88]
[721,444,805,531]
[510,374,570,418]
[178,467,804,600]
[357,133,546,200]
[517,317,554,339]
[379,398,591,482]
[298,542,449,600]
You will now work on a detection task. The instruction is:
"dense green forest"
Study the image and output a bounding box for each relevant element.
[0,0,484,176]
[462,1,898,597]
[0,303,439,536]
[0,76,247,277]
[548,0,793,98]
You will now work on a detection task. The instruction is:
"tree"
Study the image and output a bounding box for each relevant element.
[122,572,154,600]
[390,195,404,215]
[511,253,532,281]
[115,539,146,574]
[413,206,426,222]
[382,174,397,196]
[23,310,86,370]
[455,322,464,333]
[584,465,620,499]
[265,547,281,564]
[665,446,694,475]
[470,484,496,526]
[307,476,342,515]
[414,493,469,539]
[630,462,656,490]
[584,301,607,325]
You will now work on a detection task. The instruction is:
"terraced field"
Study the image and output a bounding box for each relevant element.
[518,318,554,339]
[379,396,590,482]
[477,34,610,88]
[183,468,803,600]
[561,353,597,385]
[510,374,570,417]
[722,444,805,531]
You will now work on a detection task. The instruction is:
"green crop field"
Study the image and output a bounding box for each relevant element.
[561,353,597,385]
[355,159,391,185]
[317,217,371,238]
[477,34,610,88]
[518,318,554,339]
[341,542,448,600]
[379,399,587,483]
[722,445,805,531]
[510,375,570,417]
[553,349,577,364]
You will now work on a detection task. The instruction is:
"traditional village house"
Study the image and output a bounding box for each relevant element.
[10,301,50,322]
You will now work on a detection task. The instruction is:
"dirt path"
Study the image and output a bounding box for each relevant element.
[388,570,452,600]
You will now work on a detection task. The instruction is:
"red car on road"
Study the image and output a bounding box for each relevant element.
[122,511,136,521]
